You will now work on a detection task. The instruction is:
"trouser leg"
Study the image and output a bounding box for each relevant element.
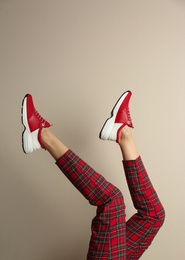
[123,156,165,260]
[56,149,126,260]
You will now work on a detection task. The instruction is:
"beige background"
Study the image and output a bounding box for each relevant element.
[0,0,185,259]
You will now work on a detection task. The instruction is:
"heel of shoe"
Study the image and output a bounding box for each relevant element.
[99,117,114,140]
[100,117,123,142]
[22,129,41,154]
[22,129,34,154]
[22,129,33,154]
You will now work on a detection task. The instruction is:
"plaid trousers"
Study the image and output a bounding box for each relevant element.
[56,150,165,260]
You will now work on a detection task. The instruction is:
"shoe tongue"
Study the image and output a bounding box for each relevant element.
[128,120,133,128]
[44,121,51,128]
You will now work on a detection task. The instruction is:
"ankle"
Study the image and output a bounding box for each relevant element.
[41,128,52,147]
[118,126,139,160]
[40,128,69,160]
[118,126,132,144]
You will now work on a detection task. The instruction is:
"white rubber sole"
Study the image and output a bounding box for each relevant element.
[99,91,130,141]
[21,94,41,154]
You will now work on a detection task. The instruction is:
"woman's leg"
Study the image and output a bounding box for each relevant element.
[41,128,126,260]
[118,126,165,259]
[41,128,69,160]
[99,90,165,259]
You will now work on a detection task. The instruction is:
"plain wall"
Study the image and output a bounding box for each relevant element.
[0,1,185,259]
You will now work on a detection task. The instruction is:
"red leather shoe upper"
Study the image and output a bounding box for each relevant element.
[27,94,51,132]
[115,91,133,128]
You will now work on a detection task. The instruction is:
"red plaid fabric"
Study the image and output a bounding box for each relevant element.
[123,158,165,259]
[56,150,165,260]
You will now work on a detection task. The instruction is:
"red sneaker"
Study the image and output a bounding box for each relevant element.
[21,94,51,154]
[99,91,133,143]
